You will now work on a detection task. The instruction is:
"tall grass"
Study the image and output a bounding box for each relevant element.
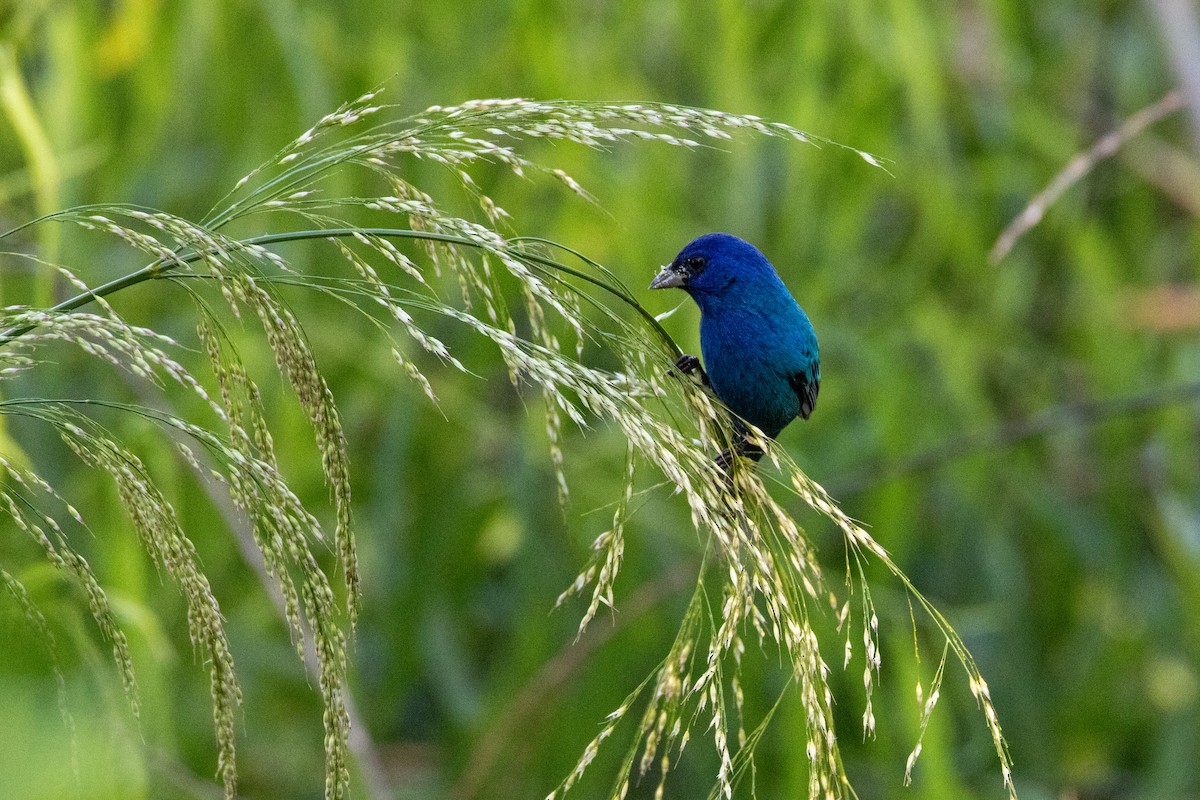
[0,93,1017,800]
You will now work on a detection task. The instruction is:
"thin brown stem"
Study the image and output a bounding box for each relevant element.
[451,566,695,800]
[833,379,1200,495]
[990,90,1184,265]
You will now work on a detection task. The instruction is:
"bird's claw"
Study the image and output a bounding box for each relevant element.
[715,437,765,476]
[669,354,710,386]
[674,354,701,374]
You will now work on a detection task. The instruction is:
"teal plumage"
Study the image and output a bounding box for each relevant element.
[650,233,819,459]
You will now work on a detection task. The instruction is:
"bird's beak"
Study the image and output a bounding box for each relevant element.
[649,265,686,290]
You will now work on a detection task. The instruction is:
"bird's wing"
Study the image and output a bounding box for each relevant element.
[787,368,819,420]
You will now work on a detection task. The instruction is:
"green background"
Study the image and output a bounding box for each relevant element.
[2,1,1199,798]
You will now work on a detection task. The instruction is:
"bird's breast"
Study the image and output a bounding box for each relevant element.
[699,311,807,438]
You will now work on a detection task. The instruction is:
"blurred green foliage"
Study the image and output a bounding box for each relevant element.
[1,1,1199,798]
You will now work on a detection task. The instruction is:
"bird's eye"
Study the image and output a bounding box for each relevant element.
[683,256,706,275]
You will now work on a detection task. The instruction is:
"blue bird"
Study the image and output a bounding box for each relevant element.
[649,233,819,464]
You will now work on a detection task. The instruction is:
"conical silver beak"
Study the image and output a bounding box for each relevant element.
[649,267,686,290]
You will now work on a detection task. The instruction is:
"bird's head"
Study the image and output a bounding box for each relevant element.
[649,233,780,305]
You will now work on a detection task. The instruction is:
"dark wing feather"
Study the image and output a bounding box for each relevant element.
[787,369,819,420]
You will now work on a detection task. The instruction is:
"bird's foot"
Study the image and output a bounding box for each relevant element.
[669,354,710,387]
[715,437,765,472]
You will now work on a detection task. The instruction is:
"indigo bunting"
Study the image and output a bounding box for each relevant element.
[650,233,819,463]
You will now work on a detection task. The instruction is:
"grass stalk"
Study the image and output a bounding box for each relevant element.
[0,226,682,357]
